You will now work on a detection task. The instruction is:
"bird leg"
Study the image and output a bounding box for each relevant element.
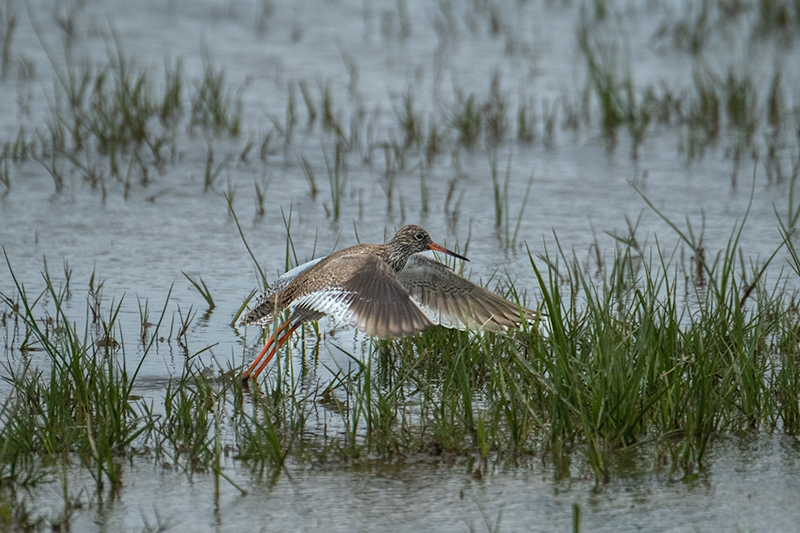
[250,322,301,379]
[241,319,303,381]
[241,320,290,380]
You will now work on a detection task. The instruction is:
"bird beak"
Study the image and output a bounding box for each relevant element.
[429,242,469,262]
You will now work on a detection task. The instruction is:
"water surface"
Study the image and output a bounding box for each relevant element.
[2,0,800,530]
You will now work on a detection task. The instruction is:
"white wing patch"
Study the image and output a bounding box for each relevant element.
[291,287,360,329]
[409,300,470,330]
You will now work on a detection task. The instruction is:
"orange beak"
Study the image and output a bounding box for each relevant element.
[429,242,469,262]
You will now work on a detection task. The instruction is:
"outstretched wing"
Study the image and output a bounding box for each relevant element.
[396,255,534,331]
[290,254,433,338]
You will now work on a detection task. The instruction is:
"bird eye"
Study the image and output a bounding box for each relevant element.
[415,233,425,241]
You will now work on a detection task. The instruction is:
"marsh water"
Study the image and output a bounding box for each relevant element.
[2,0,800,530]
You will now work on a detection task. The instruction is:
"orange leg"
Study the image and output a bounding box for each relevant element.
[250,321,302,379]
[241,320,303,381]
[241,320,291,380]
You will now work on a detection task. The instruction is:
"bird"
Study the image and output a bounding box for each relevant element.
[238,224,536,381]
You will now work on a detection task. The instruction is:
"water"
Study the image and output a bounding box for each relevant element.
[21,434,800,531]
[2,0,800,530]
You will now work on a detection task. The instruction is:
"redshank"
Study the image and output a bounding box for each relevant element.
[239,225,535,381]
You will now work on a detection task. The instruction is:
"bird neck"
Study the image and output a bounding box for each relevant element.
[381,244,412,273]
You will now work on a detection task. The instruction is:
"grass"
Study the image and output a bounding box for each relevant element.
[299,156,319,199]
[394,90,423,149]
[577,23,652,156]
[6,192,800,492]
[682,69,721,161]
[182,272,215,310]
[0,252,170,493]
[0,0,16,82]
[2,4,798,211]
[489,152,532,251]
[451,92,483,149]
[323,141,346,221]
[253,170,270,217]
[5,28,255,200]
[202,146,230,192]
[517,97,536,145]
[190,45,243,137]
[0,154,8,194]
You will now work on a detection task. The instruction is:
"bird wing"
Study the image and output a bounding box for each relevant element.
[291,254,433,339]
[239,256,326,326]
[396,255,534,331]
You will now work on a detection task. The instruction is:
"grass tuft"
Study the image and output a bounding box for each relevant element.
[1,252,171,492]
[190,45,243,137]
[182,272,215,310]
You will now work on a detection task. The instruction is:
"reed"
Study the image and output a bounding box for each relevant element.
[0,486,44,530]
[578,26,623,147]
[10,127,33,162]
[425,121,445,165]
[159,59,184,127]
[542,97,557,148]
[235,367,310,471]
[683,70,721,161]
[20,31,198,195]
[670,0,710,54]
[33,149,64,193]
[724,69,758,150]
[578,23,654,157]
[756,0,799,36]
[419,168,429,216]
[484,73,509,146]
[320,81,343,138]
[5,4,800,505]
[285,81,297,137]
[159,367,216,471]
[298,80,317,127]
[490,151,509,228]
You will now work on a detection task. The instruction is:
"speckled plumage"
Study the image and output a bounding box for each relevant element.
[240,225,536,381]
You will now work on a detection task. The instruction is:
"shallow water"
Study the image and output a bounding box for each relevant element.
[20,434,800,532]
[2,0,800,530]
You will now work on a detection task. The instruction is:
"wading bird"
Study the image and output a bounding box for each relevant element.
[239,225,535,381]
